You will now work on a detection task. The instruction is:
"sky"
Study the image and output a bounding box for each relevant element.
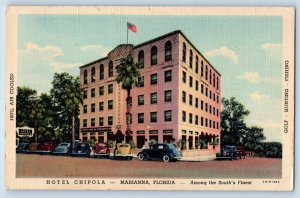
[17,14,283,142]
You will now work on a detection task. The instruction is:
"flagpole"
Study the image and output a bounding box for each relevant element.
[127,22,128,44]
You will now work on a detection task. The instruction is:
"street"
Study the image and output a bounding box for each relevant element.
[16,154,282,178]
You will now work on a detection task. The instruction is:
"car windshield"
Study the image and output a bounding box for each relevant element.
[167,143,176,150]
[60,143,69,147]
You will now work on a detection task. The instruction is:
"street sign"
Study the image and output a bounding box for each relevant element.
[16,127,34,137]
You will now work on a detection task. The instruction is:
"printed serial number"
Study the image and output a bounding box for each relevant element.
[262,180,280,184]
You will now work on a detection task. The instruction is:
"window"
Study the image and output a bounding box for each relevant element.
[151,73,157,85]
[195,115,199,125]
[138,95,144,105]
[99,117,104,126]
[205,103,208,112]
[84,69,88,84]
[201,117,204,126]
[209,120,212,128]
[91,103,95,112]
[150,112,157,123]
[99,86,104,95]
[189,113,193,124]
[213,93,216,101]
[182,111,186,122]
[91,118,95,127]
[213,107,215,115]
[201,100,204,110]
[83,119,87,127]
[217,122,219,129]
[182,91,186,103]
[164,110,172,122]
[217,77,219,89]
[83,89,87,99]
[213,121,215,129]
[209,69,212,84]
[108,84,113,94]
[91,88,95,97]
[108,116,113,125]
[195,98,199,108]
[209,90,212,99]
[164,90,172,102]
[189,94,193,106]
[182,71,186,83]
[201,84,204,94]
[182,42,186,62]
[151,92,157,104]
[201,61,204,77]
[217,109,219,116]
[209,105,212,114]
[99,102,104,111]
[91,67,95,82]
[205,118,208,127]
[138,76,144,87]
[151,46,158,65]
[108,61,113,77]
[217,95,219,103]
[138,113,144,123]
[83,105,87,113]
[189,50,193,69]
[189,76,193,87]
[164,70,172,82]
[205,65,208,80]
[213,73,215,87]
[138,50,144,68]
[205,87,208,97]
[195,56,199,73]
[100,64,104,80]
[108,100,113,110]
[165,41,172,61]
[195,80,199,91]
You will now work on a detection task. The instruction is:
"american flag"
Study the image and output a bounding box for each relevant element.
[127,22,137,33]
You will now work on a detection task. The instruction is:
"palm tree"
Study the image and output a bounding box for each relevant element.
[116,54,141,141]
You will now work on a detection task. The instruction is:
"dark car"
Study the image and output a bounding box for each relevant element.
[38,142,58,154]
[137,143,181,162]
[52,143,72,155]
[26,143,41,153]
[71,143,91,157]
[236,145,246,159]
[216,145,238,160]
[94,143,110,158]
[16,143,29,153]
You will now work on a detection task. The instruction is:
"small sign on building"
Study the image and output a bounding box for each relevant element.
[16,126,34,137]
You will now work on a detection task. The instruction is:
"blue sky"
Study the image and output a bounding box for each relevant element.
[18,14,283,142]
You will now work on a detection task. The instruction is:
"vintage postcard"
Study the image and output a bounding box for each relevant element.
[5,6,295,190]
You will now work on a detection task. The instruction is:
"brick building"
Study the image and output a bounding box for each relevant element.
[79,30,221,152]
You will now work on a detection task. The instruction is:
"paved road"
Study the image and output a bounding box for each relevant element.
[16,154,282,178]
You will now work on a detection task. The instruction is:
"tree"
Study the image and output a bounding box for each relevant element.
[221,97,249,145]
[50,73,83,146]
[116,54,141,141]
[243,126,265,151]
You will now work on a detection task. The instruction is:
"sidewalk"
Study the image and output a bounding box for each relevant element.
[179,155,216,162]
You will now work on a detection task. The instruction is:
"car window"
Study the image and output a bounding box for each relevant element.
[60,144,68,146]
[158,145,163,149]
[152,144,158,149]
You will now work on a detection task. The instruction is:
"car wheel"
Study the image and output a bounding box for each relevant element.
[138,153,145,161]
[163,155,170,162]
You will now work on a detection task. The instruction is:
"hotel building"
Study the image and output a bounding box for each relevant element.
[79,30,221,152]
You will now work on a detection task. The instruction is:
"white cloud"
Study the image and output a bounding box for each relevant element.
[80,45,110,57]
[237,72,262,84]
[51,61,83,73]
[261,43,282,50]
[21,42,64,61]
[204,46,238,64]
[253,119,281,129]
[248,91,269,101]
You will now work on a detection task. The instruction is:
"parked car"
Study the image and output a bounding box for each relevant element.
[138,143,181,162]
[113,143,132,160]
[71,143,91,157]
[216,145,238,160]
[38,142,58,154]
[94,143,110,158]
[26,143,41,153]
[236,145,246,159]
[52,143,72,155]
[16,142,29,153]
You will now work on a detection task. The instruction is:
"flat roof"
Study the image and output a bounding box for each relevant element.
[79,30,221,76]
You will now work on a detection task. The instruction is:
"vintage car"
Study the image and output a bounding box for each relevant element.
[94,142,110,158]
[52,143,72,155]
[113,143,132,160]
[38,142,58,154]
[26,143,41,153]
[71,143,91,157]
[236,145,246,159]
[216,145,238,160]
[16,142,29,153]
[137,143,181,162]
